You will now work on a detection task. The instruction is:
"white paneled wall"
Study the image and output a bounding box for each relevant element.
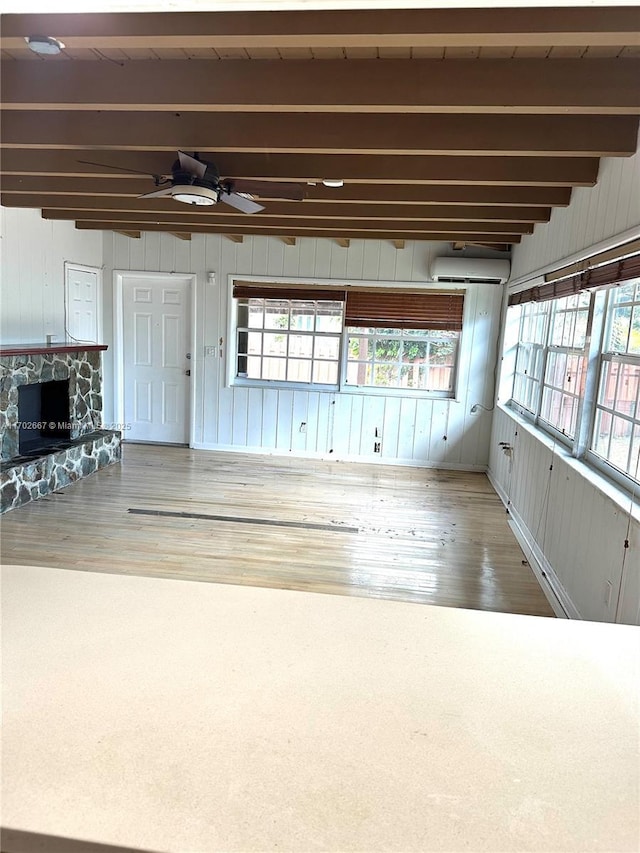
[491,139,640,626]
[103,232,503,468]
[0,208,102,344]
[510,142,640,282]
[488,406,639,625]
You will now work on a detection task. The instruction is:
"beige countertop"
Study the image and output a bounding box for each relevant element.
[1,564,638,853]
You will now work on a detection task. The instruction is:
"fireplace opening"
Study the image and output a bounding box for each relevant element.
[18,380,71,456]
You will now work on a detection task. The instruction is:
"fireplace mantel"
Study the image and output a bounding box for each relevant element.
[0,342,108,357]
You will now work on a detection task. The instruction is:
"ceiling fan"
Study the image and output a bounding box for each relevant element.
[78,151,305,213]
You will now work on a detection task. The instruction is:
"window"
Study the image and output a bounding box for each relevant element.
[512,301,548,414]
[342,289,462,395]
[346,328,458,393]
[507,257,640,492]
[232,281,464,397]
[512,294,589,439]
[236,296,343,386]
[539,292,590,439]
[590,280,640,482]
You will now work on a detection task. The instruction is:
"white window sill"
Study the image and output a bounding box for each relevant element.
[231,378,455,400]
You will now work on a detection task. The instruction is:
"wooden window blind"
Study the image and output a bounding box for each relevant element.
[509,254,640,306]
[233,282,345,302]
[344,291,464,331]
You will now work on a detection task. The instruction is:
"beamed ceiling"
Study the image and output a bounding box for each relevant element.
[1,6,640,248]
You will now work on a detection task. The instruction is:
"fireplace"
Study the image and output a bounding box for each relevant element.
[1,343,121,513]
[18,379,71,456]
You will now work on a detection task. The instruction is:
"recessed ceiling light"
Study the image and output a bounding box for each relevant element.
[24,35,66,55]
[322,179,344,188]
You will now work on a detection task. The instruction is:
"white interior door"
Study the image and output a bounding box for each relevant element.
[65,263,101,343]
[122,275,191,444]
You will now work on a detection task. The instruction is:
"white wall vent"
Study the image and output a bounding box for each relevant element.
[430,257,511,285]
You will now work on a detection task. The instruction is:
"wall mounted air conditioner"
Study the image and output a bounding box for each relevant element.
[430,257,511,285]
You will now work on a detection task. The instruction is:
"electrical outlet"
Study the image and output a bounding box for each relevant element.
[205,346,217,357]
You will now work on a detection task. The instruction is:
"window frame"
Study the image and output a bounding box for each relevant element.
[510,295,591,448]
[586,352,640,480]
[511,300,550,419]
[507,277,640,495]
[234,295,344,391]
[537,292,591,444]
[342,325,460,397]
[584,280,640,490]
[227,275,466,400]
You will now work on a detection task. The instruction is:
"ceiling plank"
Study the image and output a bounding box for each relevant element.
[2,195,549,222]
[3,111,636,157]
[40,209,533,234]
[0,172,574,206]
[3,8,639,48]
[3,58,638,115]
[0,149,599,188]
[463,241,511,251]
[73,220,523,243]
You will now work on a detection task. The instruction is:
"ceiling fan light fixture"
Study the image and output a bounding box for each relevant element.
[172,185,218,206]
[322,179,344,188]
[24,35,65,55]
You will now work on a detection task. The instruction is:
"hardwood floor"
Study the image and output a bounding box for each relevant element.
[0,445,554,617]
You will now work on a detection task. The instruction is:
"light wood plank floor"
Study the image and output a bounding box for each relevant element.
[0,445,554,617]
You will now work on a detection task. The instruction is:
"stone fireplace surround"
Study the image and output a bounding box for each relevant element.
[1,343,121,513]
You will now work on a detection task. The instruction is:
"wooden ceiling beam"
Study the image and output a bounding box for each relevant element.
[0,173,574,206]
[2,9,632,246]
[2,194,549,223]
[224,234,244,243]
[169,231,191,241]
[280,237,296,246]
[4,59,638,115]
[73,221,523,243]
[40,209,533,234]
[0,149,597,187]
[335,239,350,248]
[113,229,141,239]
[3,8,639,48]
[392,240,405,250]
[3,111,636,157]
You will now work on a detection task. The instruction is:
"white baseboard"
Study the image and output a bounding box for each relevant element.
[190,441,488,471]
[486,468,580,619]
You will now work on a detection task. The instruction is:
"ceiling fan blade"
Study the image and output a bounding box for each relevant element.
[226,179,305,201]
[178,151,207,179]
[220,192,265,214]
[138,187,175,199]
